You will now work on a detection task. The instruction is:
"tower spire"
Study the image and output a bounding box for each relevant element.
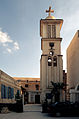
[46,6,54,16]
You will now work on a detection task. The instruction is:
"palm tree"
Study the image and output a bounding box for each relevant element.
[51,81,66,102]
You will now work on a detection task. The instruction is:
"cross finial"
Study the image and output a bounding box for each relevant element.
[46,6,54,16]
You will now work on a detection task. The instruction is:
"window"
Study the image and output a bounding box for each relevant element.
[53,56,57,67]
[31,94,34,102]
[5,86,8,98]
[17,80,21,82]
[1,84,4,98]
[4,85,6,98]
[11,88,14,98]
[35,85,39,90]
[26,80,28,82]
[52,25,56,38]
[17,90,20,95]
[1,84,8,99]
[48,56,52,66]
[48,25,51,38]
[1,85,14,99]
[48,25,56,38]
[8,87,11,99]
[25,84,28,87]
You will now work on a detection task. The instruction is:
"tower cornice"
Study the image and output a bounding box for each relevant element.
[41,19,63,22]
[41,38,62,41]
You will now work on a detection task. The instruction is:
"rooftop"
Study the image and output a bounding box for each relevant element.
[13,77,40,82]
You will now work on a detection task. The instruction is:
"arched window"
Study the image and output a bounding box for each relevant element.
[48,25,51,38]
[52,25,56,38]
[48,25,56,38]
[48,56,52,66]
[53,56,57,67]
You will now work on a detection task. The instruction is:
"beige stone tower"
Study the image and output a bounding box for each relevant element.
[40,6,63,103]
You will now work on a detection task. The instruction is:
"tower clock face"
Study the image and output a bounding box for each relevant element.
[49,42,54,47]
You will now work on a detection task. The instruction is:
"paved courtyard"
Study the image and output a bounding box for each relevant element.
[0,104,79,119]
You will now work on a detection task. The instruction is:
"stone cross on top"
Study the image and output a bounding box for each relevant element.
[46,6,54,16]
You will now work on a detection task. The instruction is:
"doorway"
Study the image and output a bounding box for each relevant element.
[24,92,28,104]
[35,95,40,104]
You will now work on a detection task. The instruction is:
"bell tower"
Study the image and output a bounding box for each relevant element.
[40,6,63,103]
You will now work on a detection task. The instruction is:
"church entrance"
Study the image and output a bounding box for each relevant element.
[35,95,40,104]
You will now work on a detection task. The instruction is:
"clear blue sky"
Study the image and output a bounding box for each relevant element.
[0,0,79,77]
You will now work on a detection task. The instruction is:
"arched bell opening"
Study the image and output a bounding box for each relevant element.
[53,56,57,67]
[48,56,52,66]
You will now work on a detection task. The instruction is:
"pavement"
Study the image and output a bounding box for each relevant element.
[0,104,79,119]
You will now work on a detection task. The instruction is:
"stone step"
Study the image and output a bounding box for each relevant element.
[24,104,42,112]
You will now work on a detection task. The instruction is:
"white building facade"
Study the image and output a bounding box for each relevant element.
[0,70,21,104]
[67,30,79,102]
[67,30,79,89]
